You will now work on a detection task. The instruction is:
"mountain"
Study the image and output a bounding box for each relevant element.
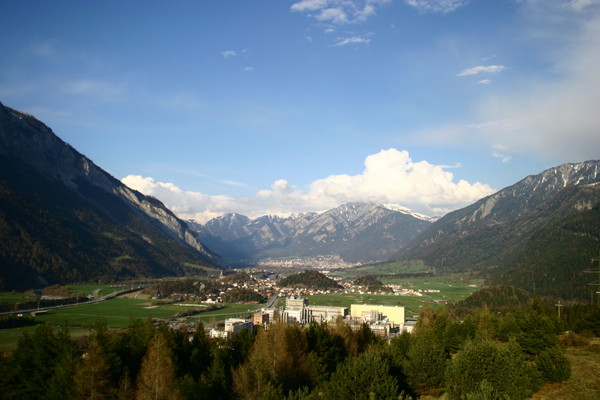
[0,102,219,290]
[394,161,600,299]
[491,192,600,300]
[189,202,433,265]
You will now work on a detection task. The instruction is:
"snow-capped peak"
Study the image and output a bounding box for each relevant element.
[382,203,436,221]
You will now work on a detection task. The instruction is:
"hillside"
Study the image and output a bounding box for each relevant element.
[191,202,433,265]
[0,102,220,290]
[278,270,343,289]
[394,162,600,268]
[491,195,600,300]
[394,162,600,299]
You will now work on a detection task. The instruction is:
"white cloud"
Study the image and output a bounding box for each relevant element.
[290,0,391,24]
[122,148,495,222]
[242,66,254,72]
[404,0,470,13]
[291,0,330,12]
[567,0,600,12]
[457,65,506,76]
[334,35,372,46]
[221,50,237,58]
[478,79,492,85]
[317,7,349,23]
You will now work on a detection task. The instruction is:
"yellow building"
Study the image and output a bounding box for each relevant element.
[350,304,405,326]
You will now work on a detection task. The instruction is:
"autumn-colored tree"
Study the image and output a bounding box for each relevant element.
[233,322,310,399]
[72,337,112,400]
[135,331,180,400]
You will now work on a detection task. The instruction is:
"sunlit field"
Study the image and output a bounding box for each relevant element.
[0,296,261,351]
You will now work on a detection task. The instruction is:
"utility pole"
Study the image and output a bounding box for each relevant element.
[584,253,600,304]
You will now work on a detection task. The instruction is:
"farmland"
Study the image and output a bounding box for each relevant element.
[0,269,483,351]
[0,295,261,351]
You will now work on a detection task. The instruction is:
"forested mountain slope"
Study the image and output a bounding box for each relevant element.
[395,161,600,269]
[0,102,219,290]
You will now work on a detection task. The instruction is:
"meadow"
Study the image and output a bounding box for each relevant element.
[0,296,261,351]
[0,270,482,351]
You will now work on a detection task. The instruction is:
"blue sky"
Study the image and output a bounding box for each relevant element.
[1,0,599,221]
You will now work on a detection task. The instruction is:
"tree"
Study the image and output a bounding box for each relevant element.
[72,337,112,400]
[233,322,310,399]
[135,331,180,400]
[514,310,559,356]
[116,318,156,380]
[446,339,532,400]
[305,321,346,381]
[536,346,571,383]
[4,324,78,400]
[403,326,448,396]
[316,349,401,400]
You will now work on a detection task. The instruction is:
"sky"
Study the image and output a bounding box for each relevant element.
[1,0,599,222]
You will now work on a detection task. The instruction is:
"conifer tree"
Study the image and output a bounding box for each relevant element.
[72,337,112,400]
[446,338,532,400]
[317,349,401,400]
[135,331,180,400]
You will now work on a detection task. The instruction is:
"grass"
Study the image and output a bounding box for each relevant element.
[0,297,261,352]
[0,291,37,304]
[330,261,430,279]
[306,274,483,317]
[307,276,482,317]
[531,343,600,400]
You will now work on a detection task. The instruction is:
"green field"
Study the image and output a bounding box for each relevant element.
[308,275,483,317]
[0,291,38,304]
[330,260,430,279]
[0,297,261,351]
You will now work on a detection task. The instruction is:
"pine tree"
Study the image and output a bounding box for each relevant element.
[135,331,180,400]
[403,326,448,396]
[446,338,532,400]
[317,349,401,400]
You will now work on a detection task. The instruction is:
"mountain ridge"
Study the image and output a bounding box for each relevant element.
[0,102,220,290]
[190,202,433,265]
[392,160,600,299]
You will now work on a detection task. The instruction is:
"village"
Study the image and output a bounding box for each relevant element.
[155,269,433,339]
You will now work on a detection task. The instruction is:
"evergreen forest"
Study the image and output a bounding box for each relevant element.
[1,296,599,400]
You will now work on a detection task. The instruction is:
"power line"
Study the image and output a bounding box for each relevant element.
[584,253,600,304]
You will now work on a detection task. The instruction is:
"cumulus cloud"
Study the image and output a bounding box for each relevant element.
[457,65,506,76]
[404,0,470,13]
[122,149,495,222]
[290,0,391,24]
[471,6,600,163]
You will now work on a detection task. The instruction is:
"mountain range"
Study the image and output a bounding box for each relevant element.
[189,202,434,265]
[0,102,219,290]
[2,101,599,299]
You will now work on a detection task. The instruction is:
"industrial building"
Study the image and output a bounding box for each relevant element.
[350,304,406,331]
[284,296,347,324]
